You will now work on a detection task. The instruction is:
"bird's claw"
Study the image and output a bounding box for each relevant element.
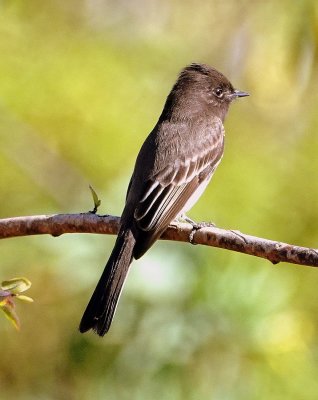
[180,215,216,244]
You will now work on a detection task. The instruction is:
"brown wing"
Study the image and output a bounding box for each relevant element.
[132,118,224,258]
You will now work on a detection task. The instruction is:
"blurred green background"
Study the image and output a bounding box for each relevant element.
[1,1,318,399]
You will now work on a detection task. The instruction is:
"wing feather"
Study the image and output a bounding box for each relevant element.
[128,117,225,258]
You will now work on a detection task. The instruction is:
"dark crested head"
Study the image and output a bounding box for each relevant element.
[161,63,248,122]
[181,63,248,104]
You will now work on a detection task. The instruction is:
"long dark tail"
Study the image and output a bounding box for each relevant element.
[79,228,136,336]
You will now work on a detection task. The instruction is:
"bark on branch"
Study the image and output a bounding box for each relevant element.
[0,213,317,267]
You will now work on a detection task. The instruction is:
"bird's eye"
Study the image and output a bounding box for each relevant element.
[214,87,224,98]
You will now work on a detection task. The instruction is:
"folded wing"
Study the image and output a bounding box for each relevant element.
[132,117,225,258]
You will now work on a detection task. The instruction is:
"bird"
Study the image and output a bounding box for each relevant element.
[79,63,249,336]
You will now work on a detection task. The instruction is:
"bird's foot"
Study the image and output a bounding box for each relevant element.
[178,214,216,244]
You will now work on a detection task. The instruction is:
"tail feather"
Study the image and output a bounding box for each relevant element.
[79,229,135,336]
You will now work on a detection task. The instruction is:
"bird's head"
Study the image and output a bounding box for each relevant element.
[174,63,249,121]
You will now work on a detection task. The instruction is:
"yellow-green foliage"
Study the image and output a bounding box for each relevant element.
[1,1,318,399]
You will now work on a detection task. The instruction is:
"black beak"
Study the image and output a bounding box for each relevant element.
[234,89,249,98]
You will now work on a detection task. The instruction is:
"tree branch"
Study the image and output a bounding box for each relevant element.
[0,213,317,267]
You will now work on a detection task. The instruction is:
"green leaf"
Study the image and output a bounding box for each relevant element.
[1,303,20,330]
[89,184,101,213]
[0,277,33,329]
[16,295,34,303]
[1,277,32,294]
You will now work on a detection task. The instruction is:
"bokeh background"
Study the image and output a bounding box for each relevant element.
[1,1,318,399]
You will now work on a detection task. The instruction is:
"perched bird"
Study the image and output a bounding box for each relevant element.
[79,63,249,336]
